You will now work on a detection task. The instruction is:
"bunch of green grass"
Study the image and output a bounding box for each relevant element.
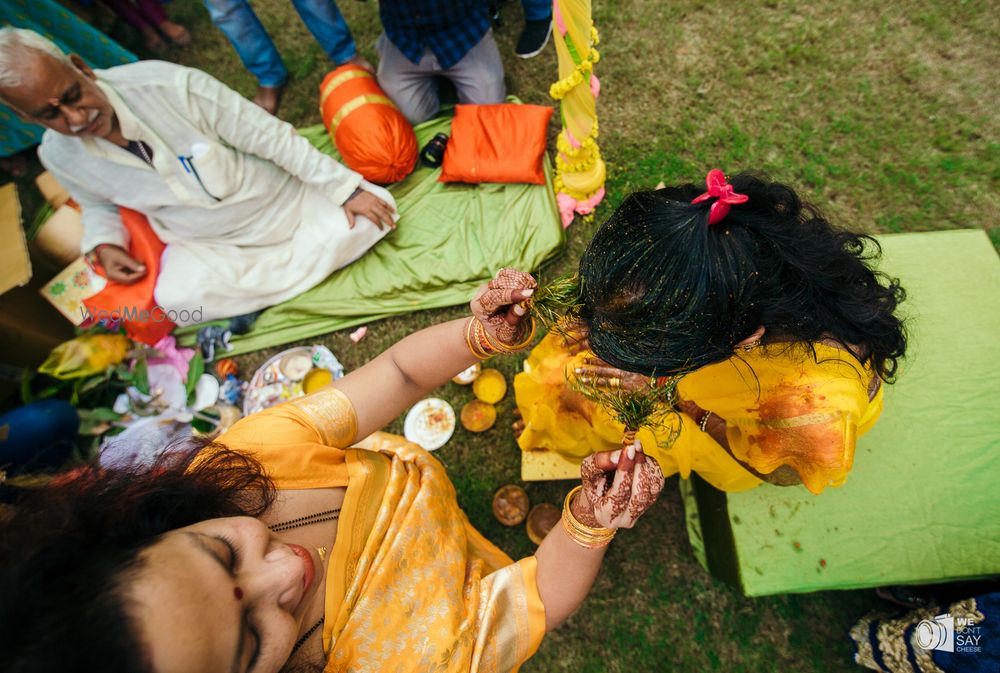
[570,374,680,449]
[527,274,585,334]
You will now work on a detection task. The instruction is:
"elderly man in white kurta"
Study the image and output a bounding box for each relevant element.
[0,28,397,325]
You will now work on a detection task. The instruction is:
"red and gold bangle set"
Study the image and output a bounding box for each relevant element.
[464,316,537,360]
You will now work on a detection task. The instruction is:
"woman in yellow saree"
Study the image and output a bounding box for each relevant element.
[0,271,665,673]
[515,171,907,495]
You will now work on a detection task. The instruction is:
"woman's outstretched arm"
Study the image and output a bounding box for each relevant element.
[332,273,535,441]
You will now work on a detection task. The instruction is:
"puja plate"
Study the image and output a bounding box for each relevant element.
[243,345,344,416]
[404,398,455,451]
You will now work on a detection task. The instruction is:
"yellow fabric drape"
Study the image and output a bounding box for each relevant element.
[215,389,546,672]
[514,333,884,495]
[551,0,606,226]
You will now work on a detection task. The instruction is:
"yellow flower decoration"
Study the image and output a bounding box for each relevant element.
[39,333,132,380]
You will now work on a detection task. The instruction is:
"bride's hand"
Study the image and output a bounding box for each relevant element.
[573,357,648,393]
[560,321,591,355]
[469,268,538,346]
[576,441,665,529]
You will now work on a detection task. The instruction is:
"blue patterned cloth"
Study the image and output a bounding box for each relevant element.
[0,0,136,156]
[851,592,1000,672]
[379,0,491,69]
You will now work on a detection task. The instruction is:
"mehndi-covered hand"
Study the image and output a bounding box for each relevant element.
[469,268,538,346]
[577,441,665,529]
[574,357,648,393]
[559,321,591,355]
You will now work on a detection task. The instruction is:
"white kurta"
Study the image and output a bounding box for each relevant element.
[38,60,394,325]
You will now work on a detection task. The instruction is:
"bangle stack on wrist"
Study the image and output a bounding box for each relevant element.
[561,485,615,549]
[463,316,536,360]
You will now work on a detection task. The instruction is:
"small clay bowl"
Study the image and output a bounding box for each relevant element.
[452,362,481,385]
[473,368,507,404]
[302,367,333,394]
[492,484,530,526]
[279,352,312,381]
[460,400,496,432]
[526,503,561,545]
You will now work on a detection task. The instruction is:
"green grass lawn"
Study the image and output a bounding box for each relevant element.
[91,0,1000,670]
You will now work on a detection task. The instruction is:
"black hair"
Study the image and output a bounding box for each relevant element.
[579,172,907,380]
[0,443,275,673]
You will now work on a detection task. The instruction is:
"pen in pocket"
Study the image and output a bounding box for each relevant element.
[177,154,221,201]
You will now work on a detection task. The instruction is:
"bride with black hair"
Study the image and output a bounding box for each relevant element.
[514,170,907,494]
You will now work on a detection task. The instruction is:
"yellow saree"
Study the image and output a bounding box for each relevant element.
[515,332,884,495]
[215,389,546,672]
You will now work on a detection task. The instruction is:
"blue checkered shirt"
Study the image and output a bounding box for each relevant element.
[380,0,491,69]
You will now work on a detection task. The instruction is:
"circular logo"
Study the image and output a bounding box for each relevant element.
[915,619,948,650]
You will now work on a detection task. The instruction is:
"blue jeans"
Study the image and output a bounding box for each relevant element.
[203,0,357,86]
[522,0,551,22]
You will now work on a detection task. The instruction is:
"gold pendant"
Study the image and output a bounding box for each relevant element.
[317,546,328,562]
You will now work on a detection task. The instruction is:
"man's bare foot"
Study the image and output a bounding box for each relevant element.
[340,54,375,74]
[252,85,284,115]
[159,20,191,46]
[141,25,166,52]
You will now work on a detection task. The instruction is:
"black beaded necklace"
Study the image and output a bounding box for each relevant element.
[267,508,341,660]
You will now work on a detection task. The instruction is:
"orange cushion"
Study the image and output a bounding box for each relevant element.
[319,65,417,184]
[83,208,175,345]
[439,103,554,185]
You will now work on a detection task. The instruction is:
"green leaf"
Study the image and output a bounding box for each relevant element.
[36,381,69,400]
[79,372,110,396]
[77,406,123,422]
[134,356,150,395]
[20,369,34,405]
[116,364,135,384]
[185,351,205,400]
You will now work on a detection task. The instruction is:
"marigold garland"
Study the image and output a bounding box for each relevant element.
[551,0,606,226]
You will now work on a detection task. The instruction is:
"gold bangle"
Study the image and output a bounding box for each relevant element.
[561,485,615,549]
[481,316,537,354]
[475,319,497,355]
[464,317,493,360]
[472,318,498,358]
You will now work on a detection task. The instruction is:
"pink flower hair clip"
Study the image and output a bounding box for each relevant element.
[691,169,749,225]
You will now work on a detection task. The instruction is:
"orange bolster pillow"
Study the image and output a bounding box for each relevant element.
[319,65,417,185]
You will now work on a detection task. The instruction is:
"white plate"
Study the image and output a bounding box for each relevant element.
[404,398,455,451]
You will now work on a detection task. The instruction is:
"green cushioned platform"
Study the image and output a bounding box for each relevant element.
[178,111,564,355]
[684,229,1000,596]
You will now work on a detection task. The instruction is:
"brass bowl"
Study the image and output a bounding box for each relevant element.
[460,400,497,432]
[492,484,529,526]
[526,503,561,545]
[472,368,507,404]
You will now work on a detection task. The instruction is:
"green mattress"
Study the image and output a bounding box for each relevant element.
[178,112,564,355]
[683,229,1000,596]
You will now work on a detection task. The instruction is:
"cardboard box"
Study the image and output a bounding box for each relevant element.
[0,183,31,295]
